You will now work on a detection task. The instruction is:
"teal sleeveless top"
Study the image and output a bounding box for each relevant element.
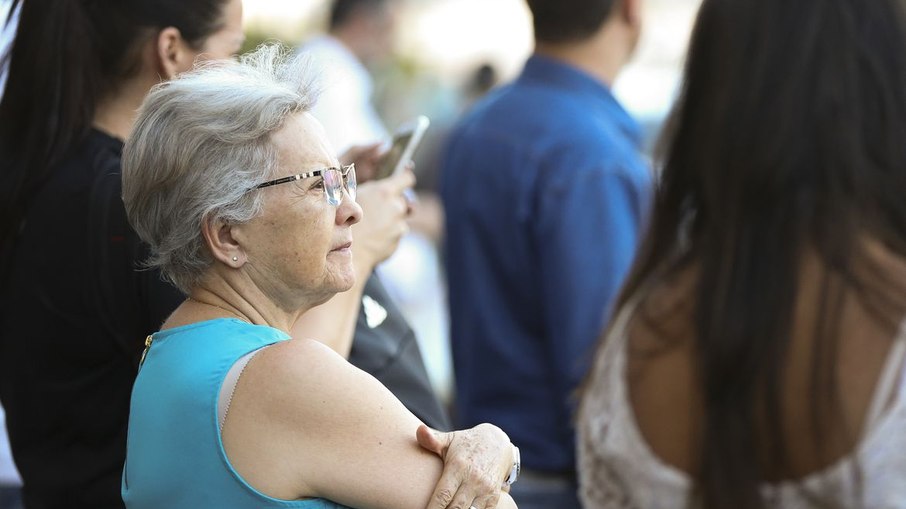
[122,318,351,508]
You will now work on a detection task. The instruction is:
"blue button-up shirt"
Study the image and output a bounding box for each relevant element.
[441,54,652,473]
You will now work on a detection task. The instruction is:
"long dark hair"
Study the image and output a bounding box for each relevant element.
[606,0,906,507]
[0,0,228,264]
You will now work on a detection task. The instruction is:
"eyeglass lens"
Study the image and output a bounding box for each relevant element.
[323,166,356,206]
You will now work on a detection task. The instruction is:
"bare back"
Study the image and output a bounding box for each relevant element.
[626,250,906,481]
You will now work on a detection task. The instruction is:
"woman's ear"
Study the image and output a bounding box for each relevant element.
[155,26,195,79]
[201,217,245,268]
[622,0,643,30]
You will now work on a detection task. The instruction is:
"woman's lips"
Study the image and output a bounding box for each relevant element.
[331,241,352,252]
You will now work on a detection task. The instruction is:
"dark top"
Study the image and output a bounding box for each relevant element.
[0,130,448,508]
[0,129,185,508]
[441,55,652,472]
[350,274,450,431]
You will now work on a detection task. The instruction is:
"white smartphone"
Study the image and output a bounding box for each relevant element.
[376,115,430,179]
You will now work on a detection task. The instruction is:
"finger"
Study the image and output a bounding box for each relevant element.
[454,468,500,509]
[392,194,409,218]
[358,142,384,163]
[425,476,460,509]
[473,491,501,509]
[385,169,416,191]
[403,190,416,216]
[445,487,474,509]
[356,167,377,184]
[416,424,451,457]
[339,142,375,165]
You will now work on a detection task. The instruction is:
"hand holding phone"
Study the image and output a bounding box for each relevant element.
[375,115,430,180]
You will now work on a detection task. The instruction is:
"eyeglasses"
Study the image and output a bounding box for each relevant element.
[252,164,356,206]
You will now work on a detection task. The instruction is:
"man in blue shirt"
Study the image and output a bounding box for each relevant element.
[441,0,651,506]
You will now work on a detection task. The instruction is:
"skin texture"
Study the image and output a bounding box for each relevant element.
[161,112,516,509]
[416,424,515,509]
[188,0,245,63]
[230,113,360,312]
[291,157,414,356]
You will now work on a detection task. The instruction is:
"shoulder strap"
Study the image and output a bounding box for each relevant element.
[218,346,270,431]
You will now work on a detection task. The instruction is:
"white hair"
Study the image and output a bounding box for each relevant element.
[122,44,319,293]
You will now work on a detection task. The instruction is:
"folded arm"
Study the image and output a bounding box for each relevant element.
[222,338,516,509]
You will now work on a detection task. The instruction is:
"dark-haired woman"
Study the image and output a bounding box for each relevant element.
[577,0,906,508]
[0,0,244,506]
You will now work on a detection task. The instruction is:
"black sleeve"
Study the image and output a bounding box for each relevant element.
[349,274,452,431]
[89,167,183,365]
[132,232,185,334]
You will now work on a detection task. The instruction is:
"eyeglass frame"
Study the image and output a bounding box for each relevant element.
[251,163,356,206]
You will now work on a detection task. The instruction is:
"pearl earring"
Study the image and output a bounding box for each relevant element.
[231,256,238,262]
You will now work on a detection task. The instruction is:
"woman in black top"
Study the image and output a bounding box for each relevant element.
[0,1,243,506]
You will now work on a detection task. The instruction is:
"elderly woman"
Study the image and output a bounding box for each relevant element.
[120,45,518,509]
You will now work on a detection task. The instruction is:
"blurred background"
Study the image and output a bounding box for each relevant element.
[241,0,702,154]
[239,0,702,404]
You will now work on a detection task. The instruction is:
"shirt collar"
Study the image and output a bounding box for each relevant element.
[518,54,643,147]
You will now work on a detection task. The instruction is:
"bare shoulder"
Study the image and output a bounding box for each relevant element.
[221,336,393,500]
[242,335,421,434]
[230,335,441,507]
[253,335,348,377]
[245,336,377,414]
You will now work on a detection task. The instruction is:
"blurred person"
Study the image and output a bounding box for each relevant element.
[0,4,22,509]
[301,0,394,154]
[120,44,518,509]
[577,0,906,507]
[414,62,502,200]
[441,0,651,507]
[299,0,454,415]
[0,1,245,506]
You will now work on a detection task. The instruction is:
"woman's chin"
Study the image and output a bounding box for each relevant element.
[327,267,357,294]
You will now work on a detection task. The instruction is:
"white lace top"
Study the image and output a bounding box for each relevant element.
[577,299,906,508]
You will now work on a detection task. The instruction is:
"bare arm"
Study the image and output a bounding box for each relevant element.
[224,338,516,509]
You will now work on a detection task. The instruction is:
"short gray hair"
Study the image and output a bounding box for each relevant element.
[122,44,318,293]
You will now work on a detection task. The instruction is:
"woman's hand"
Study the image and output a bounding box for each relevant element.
[339,142,383,182]
[416,424,515,509]
[351,170,416,270]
